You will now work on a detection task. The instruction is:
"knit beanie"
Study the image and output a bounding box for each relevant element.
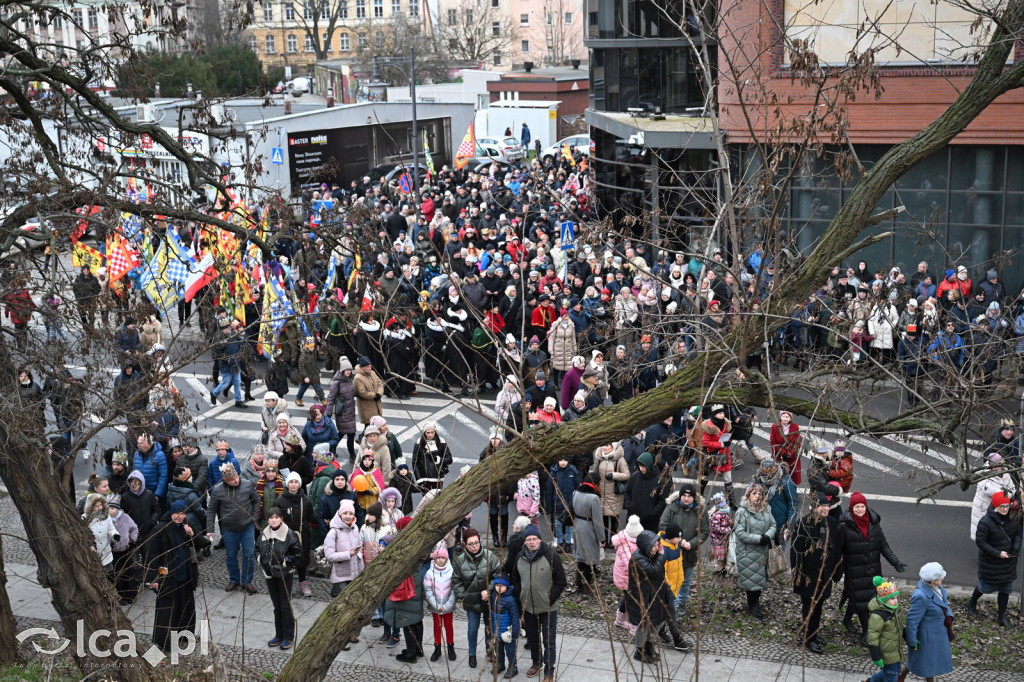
[366,502,383,519]
[624,515,643,538]
[523,524,541,540]
[285,471,302,486]
[992,491,1013,508]
[873,576,899,608]
[338,499,356,515]
[396,516,413,532]
[431,546,449,561]
[849,491,867,509]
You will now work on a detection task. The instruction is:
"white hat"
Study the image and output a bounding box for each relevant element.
[573,390,586,403]
[544,397,557,407]
[265,391,280,401]
[919,562,946,582]
[572,355,586,368]
[285,471,302,486]
[624,515,643,538]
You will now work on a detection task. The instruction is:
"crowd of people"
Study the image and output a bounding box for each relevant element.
[7,144,1022,676]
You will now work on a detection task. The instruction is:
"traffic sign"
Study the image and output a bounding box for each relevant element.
[560,220,574,250]
[398,173,412,193]
[271,147,284,165]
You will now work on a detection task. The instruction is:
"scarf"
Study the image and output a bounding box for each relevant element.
[262,521,290,542]
[249,457,266,476]
[309,416,329,435]
[853,509,871,539]
[521,544,540,562]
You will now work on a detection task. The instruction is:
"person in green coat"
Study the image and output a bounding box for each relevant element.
[733,483,776,619]
[863,576,905,682]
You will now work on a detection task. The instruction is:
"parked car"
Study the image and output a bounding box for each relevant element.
[540,135,592,164]
[477,137,525,161]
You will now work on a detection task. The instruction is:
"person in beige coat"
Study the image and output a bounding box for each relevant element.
[594,442,630,543]
[140,315,163,352]
[547,315,578,387]
[353,356,384,432]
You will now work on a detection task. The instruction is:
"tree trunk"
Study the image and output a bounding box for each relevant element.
[0,533,22,664]
[0,340,156,681]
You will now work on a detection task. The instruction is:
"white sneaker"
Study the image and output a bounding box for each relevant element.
[299,581,312,597]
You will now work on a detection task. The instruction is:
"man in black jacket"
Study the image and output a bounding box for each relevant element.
[510,525,566,682]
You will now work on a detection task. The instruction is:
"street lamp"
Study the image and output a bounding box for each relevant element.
[371,48,420,218]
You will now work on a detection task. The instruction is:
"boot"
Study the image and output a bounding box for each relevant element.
[299,581,312,597]
[614,609,629,630]
[724,482,738,512]
[643,641,660,662]
[490,515,501,547]
[998,610,1010,627]
[430,644,442,662]
[843,611,858,634]
[210,392,217,406]
[448,643,457,660]
[997,592,1011,627]
[967,588,981,618]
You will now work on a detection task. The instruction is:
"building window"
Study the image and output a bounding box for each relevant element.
[356,0,365,17]
[465,8,472,22]
[492,21,499,37]
[305,34,314,51]
[374,0,383,17]
[54,15,62,28]
[392,0,400,14]
[491,0,499,6]
[519,13,528,26]
[564,11,572,23]
[285,3,295,19]
[263,4,273,20]
[546,12,552,25]
[323,32,331,49]
[447,8,456,24]
[303,2,312,19]
[339,32,349,49]
[87,8,98,29]
[72,9,82,26]
[339,0,348,18]
[248,35,258,51]
[357,31,367,48]
[521,39,529,52]
[287,33,297,52]
[408,0,418,16]
[493,52,501,65]
[449,38,457,50]
[321,4,330,18]
[265,34,276,53]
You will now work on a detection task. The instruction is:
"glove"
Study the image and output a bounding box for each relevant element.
[873,660,883,669]
[912,641,920,650]
[605,472,614,480]
[896,563,907,573]
[760,534,772,546]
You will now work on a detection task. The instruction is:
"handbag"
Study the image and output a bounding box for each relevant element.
[312,544,331,575]
[767,543,789,578]
[614,480,627,496]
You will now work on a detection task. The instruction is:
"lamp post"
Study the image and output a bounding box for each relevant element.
[370,48,420,218]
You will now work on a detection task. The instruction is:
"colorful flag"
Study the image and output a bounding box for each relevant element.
[258,276,295,359]
[562,141,576,167]
[72,240,103,269]
[454,122,475,170]
[138,243,181,312]
[183,252,217,302]
[423,130,435,178]
[105,232,141,283]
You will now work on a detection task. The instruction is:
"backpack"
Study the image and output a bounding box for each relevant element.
[388,574,416,602]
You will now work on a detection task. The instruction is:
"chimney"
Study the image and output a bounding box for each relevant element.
[571,59,580,69]
[327,86,335,108]
[524,61,534,73]
[284,100,292,115]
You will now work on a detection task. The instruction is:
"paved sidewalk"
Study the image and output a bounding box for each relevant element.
[7,559,1010,681]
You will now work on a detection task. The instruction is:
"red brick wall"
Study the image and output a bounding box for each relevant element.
[719,0,1024,144]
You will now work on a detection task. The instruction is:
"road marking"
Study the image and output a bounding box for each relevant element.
[751,426,896,476]
[455,410,489,437]
[394,403,462,443]
[847,435,939,471]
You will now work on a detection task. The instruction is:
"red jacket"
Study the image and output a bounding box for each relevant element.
[769,423,803,484]
[700,419,732,473]
[4,288,33,325]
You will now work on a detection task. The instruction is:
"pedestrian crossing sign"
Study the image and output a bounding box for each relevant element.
[271,147,284,165]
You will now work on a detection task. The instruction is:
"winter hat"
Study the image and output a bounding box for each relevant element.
[988,268,998,280]
[624,515,643,538]
[529,335,540,345]
[396,516,413,532]
[338,499,356,515]
[220,463,238,480]
[572,355,586,368]
[815,492,832,506]
[286,471,302,486]
[849,491,867,509]
[276,414,291,426]
[431,546,449,561]
[987,453,1004,465]
[366,502,383,519]
[370,415,387,428]
[358,356,371,367]
[536,370,547,381]
[678,480,697,498]
[919,562,946,582]
[107,495,122,509]
[506,333,516,345]
[873,576,899,606]
[992,491,1013,508]
[170,500,188,514]
[709,492,726,510]
[364,425,380,436]
[523,524,541,540]
[265,391,280,402]
[637,451,655,471]
[573,390,587,404]
[544,397,557,408]
[339,356,353,372]
[663,523,682,540]
[493,574,510,588]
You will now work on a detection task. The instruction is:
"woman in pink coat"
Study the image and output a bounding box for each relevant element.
[611,515,643,629]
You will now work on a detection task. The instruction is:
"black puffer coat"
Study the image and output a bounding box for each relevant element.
[623,453,671,531]
[975,506,1022,586]
[838,508,904,613]
[626,530,671,627]
[790,512,841,599]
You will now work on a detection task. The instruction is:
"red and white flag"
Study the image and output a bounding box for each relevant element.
[183,251,218,302]
[106,232,141,283]
[453,122,476,170]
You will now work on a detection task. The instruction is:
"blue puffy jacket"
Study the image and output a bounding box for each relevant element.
[133,443,168,500]
[488,580,520,638]
[546,463,580,514]
[207,449,241,488]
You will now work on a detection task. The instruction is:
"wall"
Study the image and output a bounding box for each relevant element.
[718,0,1024,144]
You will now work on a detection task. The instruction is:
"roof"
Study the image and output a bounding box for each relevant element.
[586,109,717,150]
[489,100,561,108]
[106,96,328,127]
[500,66,589,81]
